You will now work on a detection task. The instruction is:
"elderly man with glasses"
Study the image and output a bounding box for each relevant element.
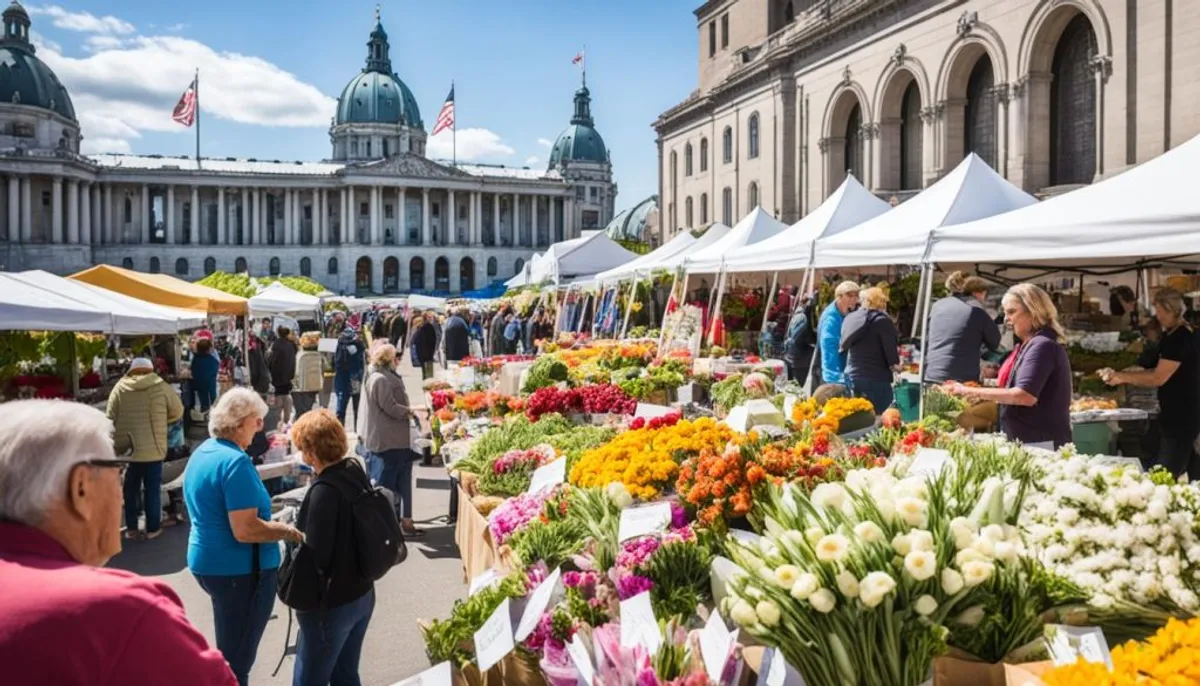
[0,400,235,685]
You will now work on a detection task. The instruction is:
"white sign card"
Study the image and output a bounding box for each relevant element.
[699,611,739,682]
[527,459,567,495]
[515,568,563,642]
[619,591,663,656]
[1091,455,1144,473]
[473,598,515,672]
[468,568,500,596]
[907,448,951,479]
[317,337,339,354]
[1044,625,1112,670]
[634,403,676,420]
[618,502,673,542]
[782,395,798,421]
[566,633,596,686]
[1027,441,1055,451]
[390,661,452,686]
[757,647,806,686]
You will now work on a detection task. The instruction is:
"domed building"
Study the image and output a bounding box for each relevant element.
[603,195,658,245]
[0,5,617,295]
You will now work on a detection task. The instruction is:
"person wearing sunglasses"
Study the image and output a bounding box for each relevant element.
[0,400,235,684]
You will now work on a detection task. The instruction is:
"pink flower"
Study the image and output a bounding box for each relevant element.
[616,574,654,600]
[488,490,550,544]
[669,501,689,530]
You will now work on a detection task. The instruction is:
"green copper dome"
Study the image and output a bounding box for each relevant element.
[548,86,608,168]
[0,2,76,121]
[334,19,422,128]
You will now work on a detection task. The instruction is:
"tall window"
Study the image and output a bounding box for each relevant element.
[708,21,716,57]
[123,197,132,222]
[328,257,339,275]
[122,257,134,269]
[670,151,678,188]
[235,257,247,273]
[684,143,693,176]
[700,193,708,224]
[699,138,708,172]
[149,257,160,274]
[900,82,923,190]
[203,257,216,275]
[685,196,694,227]
[722,126,733,163]
[721,14,729,48]
[300,257,311,277]
[844,104,863,180]
[174,258,188,276]
[269,257,280,276]
[748,182,759,209]
[487,257,497,277]
[748,114,760,159]
[722,187,732,225]
[1050,14,1098,186]
[964,56,997,171]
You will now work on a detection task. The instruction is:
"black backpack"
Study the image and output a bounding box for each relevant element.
[331,467,408,580]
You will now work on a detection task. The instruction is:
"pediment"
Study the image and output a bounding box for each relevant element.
[346,154,471,180]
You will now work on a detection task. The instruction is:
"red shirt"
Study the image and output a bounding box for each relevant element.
[0,522,236,686]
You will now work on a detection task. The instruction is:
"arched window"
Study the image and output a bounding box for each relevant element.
[722,126,733,164]
[327,257,339,275]
[121,257,134,269]
[700,193,708,224]
[203,257,216,275]
[487,257,497,277]
[670,151,678,188]
[434,257,450,291]
[174,258,189,276]
[844,104,863,180]
[722,187,732,225]
[964,56,997,171]
[699,138,708,172]
[355,257,373,292]
[900,81,923,190]
[1050,14,1098,186]
[684,143,693,176]
[685,196,694,227]
[269,257,280,276]
[149,257,160,274]
[235,257,247,273]
[383,257,399,293]
[748,114,760,159]
[460,257,475,292]
[409,257,425,290]
[514,258,524,275]
[123,197,132,223]
[748,182,759,209]
[300,257,311,277]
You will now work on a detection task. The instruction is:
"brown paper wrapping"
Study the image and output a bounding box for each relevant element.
[454,483,503,583]
[933,651,1054,686]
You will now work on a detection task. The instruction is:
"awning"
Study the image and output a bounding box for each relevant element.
[0,270,204,333]
[70,264,248,316]
[683,208,789,272]
[0,273,113,332]
[248,281,322,318]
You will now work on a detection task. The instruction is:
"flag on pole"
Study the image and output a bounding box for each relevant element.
[571,49,584,65]
[172,78,197,127]
[431,86,455,136]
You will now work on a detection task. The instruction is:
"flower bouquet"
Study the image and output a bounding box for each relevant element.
[477,444,558,498]
[1041,616,1200,684]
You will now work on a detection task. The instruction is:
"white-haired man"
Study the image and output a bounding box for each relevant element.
[0,400,235,685]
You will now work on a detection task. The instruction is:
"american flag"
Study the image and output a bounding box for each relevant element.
[572,50,584,65]
[172,79,197,127]
[431,86,455,136]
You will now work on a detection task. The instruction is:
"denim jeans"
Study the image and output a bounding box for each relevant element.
[375,448,415,519]
[195,383,214,412]
[293,588,375,686]
[123,461,163,533]
[336,390,360,426]
[849,377,894,415]
[292,391,317,418]
[194,568,279,686]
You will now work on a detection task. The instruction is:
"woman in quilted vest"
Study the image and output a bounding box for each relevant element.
[292,332,324,419]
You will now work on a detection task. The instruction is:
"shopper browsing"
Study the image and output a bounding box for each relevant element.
[839,287,900,413]
[817,281,860,384]
[924,271,1002,383]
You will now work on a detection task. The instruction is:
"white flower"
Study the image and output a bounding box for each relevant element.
[790,573,819,600]
[954,605,985,627]
[759,566,778,584]
[815,533,850,563]
[941,568,965,595]
[914,594,938,616]
[971,536,996,559]
[961,560,995,587]
[782,530,806,548]
[908,529,935,553]
[896,496,928,527]
[980,524,1006,542]
[836,570,860,598]
[854,521,885,543]
[892,533,913,556]
[904,550,938,581]
[859,571,897,608]
[955,548,988,567]
[812,483,849,512]
[805,527,826,546]
[993,540,1018,563]
[774,565,800,589]
[605,482,633,510]
[730,599,758,627]
[755,600,781,627]
[809,588,837,613]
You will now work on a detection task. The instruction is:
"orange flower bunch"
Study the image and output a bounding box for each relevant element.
[454,390,489,416]
[790,398,818,425]
[677,445,752,525]
[435,407,456,423]
[747,443,840,488]
[616,341,656,361]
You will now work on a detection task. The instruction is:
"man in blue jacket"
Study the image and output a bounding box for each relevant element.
[818,281,860,384]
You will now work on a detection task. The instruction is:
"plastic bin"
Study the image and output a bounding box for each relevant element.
[894,381,921,423]
[1072,421,1113,455]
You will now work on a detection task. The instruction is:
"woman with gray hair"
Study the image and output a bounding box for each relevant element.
[0,400,236,684]
[183,387,303,686]
[358,342,425,536]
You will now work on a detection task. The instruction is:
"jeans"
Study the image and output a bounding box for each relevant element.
[375,448,415,519]
[336,390,360,426]
[195,382,214,412]
[849,377,894,415]
[194,567,279,686]
[292,391,317,418]
[123,461,163,533]
[293,588,375,686]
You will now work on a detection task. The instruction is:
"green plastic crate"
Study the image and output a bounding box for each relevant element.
[894,381,921,423]
[1072,422,1112,455]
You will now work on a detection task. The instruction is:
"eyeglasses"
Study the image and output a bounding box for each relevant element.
[86,459,131,478]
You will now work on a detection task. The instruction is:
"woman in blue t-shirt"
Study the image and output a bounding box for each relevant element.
[183,388,303,686]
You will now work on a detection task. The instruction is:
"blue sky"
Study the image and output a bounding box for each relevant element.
[28,0,699,207]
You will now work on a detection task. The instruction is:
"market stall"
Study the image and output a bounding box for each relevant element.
[70,264,249,317]
[247,281,322,320]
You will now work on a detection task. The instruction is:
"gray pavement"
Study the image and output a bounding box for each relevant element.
[107,356,464,686]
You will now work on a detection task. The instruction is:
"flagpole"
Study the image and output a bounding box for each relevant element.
[582,45,587,87]
[194,68,201,170]
[451,79,456,168]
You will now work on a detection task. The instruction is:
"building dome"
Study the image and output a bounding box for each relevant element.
[604,195,657,242]
[0,2,76,121]
[547,86,608,168]
[333,19,422,128]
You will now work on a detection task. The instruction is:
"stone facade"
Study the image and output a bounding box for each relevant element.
[655,0,1200,241]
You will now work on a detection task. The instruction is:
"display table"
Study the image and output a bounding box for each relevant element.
[454,483,504,583]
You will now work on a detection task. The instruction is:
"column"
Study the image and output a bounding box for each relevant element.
[190,186,199,245]
[7,176,18,242]
[532,195,540,247]
[564,196,574,240]
[259,189,267,244]
[166,185,175,245]
[90,184,101,244]
[283,188,293,245]
[512,193,520,247]
[473,191,482,244]
[138,183,148,244]
[20,176,31,243]
[397,187,406,245]
[447,189,456,245]
[549,196,558,244]
[492,193,500,246]
[66,180,79,244]
[103,183,113,244]
[241,187,250,245]
[421,188,431,245]
[50,177,63,243]
[368,186,378,245]
[340,187,349,244]
[217,186,226,245]
[318,189,327,245]
[80,182,91,245]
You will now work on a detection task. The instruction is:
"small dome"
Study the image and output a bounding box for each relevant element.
[548,85,608,168]
[335,71,421,127]
[0,1,75,121]
[604,196,657,242]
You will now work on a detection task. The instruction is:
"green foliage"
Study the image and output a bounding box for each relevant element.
[643,539,712,620]
[711,373,747,409]
[197,271,326,298]
[456,414,575,475]
[522,357,569,393]
[508,517,587,569]
[548,426,618,473]
[422,573,528,667]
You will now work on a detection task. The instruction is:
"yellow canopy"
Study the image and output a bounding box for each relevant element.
[69,265,248,317]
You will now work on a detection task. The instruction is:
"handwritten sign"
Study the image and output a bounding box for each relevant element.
[699,611,739,682]
[566,633,596,686]
[1045,625,1112,670]
[757,647,806,686]
[473,598,515,672]
[390,661,452,686]
[527,459,567,495]
[619,591,662,656]
[468,568,499,596]
[908,448,951,479]
[634,403,676,420]
[618,502,672,542]
[317,337,339,354]
[515,568,562,642]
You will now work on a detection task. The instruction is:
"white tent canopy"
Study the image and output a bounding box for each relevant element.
[0,270,202,333]
[812,154,1037,269]
[653,223,732,271]
[594,231,696,282]
[683,208,789,272]
[722,176,892,273]
[928,134,1200,268]
[505,252,547,288]
[508,232,638,286]
[248,281,322,318]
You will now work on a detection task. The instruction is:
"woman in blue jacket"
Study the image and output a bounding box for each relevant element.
[333,326,364,425]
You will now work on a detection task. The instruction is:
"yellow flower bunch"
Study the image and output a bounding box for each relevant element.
[568,417,735,500]
[821,397,875,423]
[791,398,818,425]
[1043,618,1200,685]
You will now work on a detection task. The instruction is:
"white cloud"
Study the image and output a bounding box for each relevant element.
[537,137,553,148]
[28,5,134,35]
[29,30,61,54]
[427,128,515,161]
[524,155,539,165]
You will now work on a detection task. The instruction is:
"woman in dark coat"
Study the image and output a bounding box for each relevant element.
[839,287,900,413]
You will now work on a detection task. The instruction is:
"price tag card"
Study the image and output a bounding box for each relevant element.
[618,502,672,542]
[473,598,515,672]
[515,568,562,642]
[468,568,500,596]
[1026,441,1055,451]
[390,661,452,686]
[634,403,676,420]
[757,647,806,686]
[317,337,339,353]
[566,633,595,686]
[1091,455,1144,473]
[1044,625,1112,670]
[619,591,663,656]
[699,611,739,681]
[527,459,567,495]
[908,448,951,479]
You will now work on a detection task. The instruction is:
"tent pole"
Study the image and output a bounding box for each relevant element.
[706,266,729,348]
[910,266,928,338]
[917,263,935,420]
[620,274,639,339]
[656,268,683,356]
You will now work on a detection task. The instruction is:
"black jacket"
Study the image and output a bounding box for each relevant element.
[388,314,407,347]
[924,295,1002,383]
[488,313,507,356]
[840,309,900,383]
[443,316,470,361]
[266,338,297,389]
[413,321,438,363]
[248,342,270,394]
[293,459,374,609]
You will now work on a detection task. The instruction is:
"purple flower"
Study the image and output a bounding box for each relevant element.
[488,490,550,544]
[616,537,661,570]
[617,574,655,600]
[669,501,688,530]
[638,667,661,686]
